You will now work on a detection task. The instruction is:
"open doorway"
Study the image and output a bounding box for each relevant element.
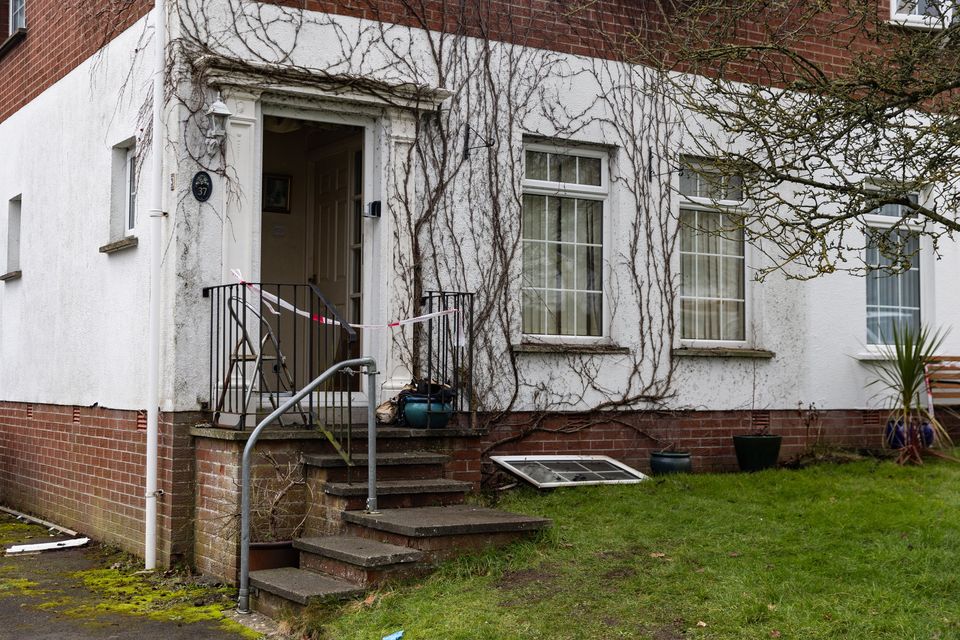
[260,116,365,386]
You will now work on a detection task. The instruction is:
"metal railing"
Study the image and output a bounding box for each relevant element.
[203,282,359,430]
[419,291,475,423]
[237,356,378,614]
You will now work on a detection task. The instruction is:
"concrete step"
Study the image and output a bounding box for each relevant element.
[249,567,363,616]
[295,535,424,567]
[343,505,551,555]
[295,535,428,586]
[304,451,450,467]
[304,451,449,482]
[324,478,471,497]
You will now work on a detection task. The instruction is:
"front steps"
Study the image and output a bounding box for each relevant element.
[249,436,550,616]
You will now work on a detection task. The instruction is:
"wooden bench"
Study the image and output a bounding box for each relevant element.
[924,356,960,421]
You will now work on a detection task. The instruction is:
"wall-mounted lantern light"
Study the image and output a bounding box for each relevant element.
[205,92,232,155]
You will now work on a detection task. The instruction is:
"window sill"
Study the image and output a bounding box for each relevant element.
[0,270,22,282]
[853,351,894,362]
[0,29,26,61]
[672,347,774,359]
[887,16,947,31]
[99,236,138,254]
[512,342,631,355]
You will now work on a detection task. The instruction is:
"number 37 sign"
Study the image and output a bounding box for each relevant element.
[192,171,213,202]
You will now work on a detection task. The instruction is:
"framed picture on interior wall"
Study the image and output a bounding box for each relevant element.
[263,174,292,213]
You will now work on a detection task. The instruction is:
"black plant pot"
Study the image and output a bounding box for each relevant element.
[650,451,692,475]
[733,435,782,472]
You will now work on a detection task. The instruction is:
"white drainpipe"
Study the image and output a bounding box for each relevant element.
[145,0,167,571]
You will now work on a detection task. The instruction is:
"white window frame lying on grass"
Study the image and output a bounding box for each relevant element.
[678,157,748,345]
[864,194,925,346]
[890,0,952,29]
[521,143,608,340]
[491,455,648,488]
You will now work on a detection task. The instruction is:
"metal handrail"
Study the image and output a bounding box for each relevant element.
[237,356,378,614]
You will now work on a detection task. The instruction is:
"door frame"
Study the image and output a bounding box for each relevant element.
[259,104,380,400]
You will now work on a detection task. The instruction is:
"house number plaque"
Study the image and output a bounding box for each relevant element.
[191,171,213,202]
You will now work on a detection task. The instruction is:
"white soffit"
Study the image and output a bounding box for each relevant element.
[491,455,648,488]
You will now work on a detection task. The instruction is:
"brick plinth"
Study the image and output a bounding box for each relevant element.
[480,409,893,476]
[0,401,196,566]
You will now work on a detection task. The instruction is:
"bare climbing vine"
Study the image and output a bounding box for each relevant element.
[88,0,722,452]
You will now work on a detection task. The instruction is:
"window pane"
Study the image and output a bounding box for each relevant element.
[522,194,545,240]
[681,254,696,297]
[697,212,720,254]
[865,227,921,345]
[866,269,878,306]
[878,273,898,308]
[523,241,545,288]
[127,154,137,230]
[725,175,744,201]
[544,290,566,334]
[560,291,576,335]
[867,309,881,345]
[902,266,920,308]
[526,150,548,180]
[577,199,602,244]
[722,301,745,340]
[577,245,603,291]
[679,168,698,197]
[523,290,545,334]
[696,255,721,298]
[547,197,575,242]
[351,250,362,294]
[577,292,603,336]
[549,154,577,183]
[721,257,744,299]
[720,220,743,256]
[353,200,362,243]
[557,244,576,290]
[680,210,697,252]
[681,299,697,339]
[578,157,601,186]
[698,299,722,340]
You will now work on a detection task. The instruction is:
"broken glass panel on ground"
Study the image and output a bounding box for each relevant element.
[491,455,648,488]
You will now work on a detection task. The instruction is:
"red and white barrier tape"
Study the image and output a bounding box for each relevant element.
[231,270,458,330]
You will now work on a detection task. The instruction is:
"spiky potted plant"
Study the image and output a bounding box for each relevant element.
[868,323,953,465]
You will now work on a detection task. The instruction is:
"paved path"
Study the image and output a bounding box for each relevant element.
[0,516,268,640]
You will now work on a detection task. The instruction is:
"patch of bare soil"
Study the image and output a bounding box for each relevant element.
[496,566,558,591]
[640,620,687,640]
[782,447,878,469]
[602,566,637,580]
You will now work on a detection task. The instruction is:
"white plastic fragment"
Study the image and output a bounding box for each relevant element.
[6,537,90,555]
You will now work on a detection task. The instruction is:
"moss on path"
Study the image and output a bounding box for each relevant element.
[0,514,260,640]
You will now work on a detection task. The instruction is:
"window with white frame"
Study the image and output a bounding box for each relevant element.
[124,147,137,233]
[521,145,606,337]
[865,195,921,345]
[891,0,951,28]
[9,0,25,33]
[108,140,138,241]
[5,195,21,274]
[678,159,746,342]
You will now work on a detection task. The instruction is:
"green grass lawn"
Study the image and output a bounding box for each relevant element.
[305,457,960,639]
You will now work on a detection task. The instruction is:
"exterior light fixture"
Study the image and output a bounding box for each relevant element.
[205,92,232,154]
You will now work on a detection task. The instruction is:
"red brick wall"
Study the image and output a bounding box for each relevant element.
[478,409,889,478]
[1,0,907,125]
[0,0,151,124]
[0,401,195,566]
